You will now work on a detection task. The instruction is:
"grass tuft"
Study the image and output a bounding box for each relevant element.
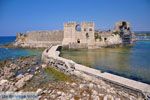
[45,67,73,82]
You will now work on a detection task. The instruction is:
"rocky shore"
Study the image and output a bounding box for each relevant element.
[0,55,147,100]
[0,41,47,49]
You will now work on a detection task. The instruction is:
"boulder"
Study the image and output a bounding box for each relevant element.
[71,83,77,87]
[57,91,62,96]
[41,64,47,69]
[31,61,37,65]
[79,84,85,89]
[15,79,25,89]
[36,89,43,96]
[0,79,8,85]
[70,89,75,93]
[35,67,39,70]
[89,83,94,88]
[24,74,33,82]
[16,74,24,80]
[92,90,98,95]
[104,95,114,100]
[8,85,18,91]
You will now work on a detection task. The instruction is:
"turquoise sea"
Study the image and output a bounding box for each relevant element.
[0,36,43,61]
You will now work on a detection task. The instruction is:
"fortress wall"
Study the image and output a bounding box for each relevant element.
[26,30,64,42]
[13,21,133,48]
[14,30,64,48]
[18,30,65,48]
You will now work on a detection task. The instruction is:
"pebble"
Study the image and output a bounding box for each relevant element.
[71,83,77,87]
[43,90,48,93]
[57,91,62,96]
[89,83,94,88]
[92,95,99,100]
[79,84,85,89]
[92,90,98,95]
[70,89,75,93]
[42,64,47,69]
[70,98,75,100]
[115,98,121,100]
[51,94,56,99]
[104,95,114,100]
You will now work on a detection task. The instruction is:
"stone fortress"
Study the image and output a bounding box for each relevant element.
[14,21,133,49]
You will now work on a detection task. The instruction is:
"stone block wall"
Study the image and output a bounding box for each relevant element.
[15,30,64,48]
[62,22,95,49]
[26,30,63,41]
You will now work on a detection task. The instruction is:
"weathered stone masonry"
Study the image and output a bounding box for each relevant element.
[62,22,95,49]
[14,30,64,48]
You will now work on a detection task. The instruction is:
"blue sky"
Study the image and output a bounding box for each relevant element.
[0,0,150,36]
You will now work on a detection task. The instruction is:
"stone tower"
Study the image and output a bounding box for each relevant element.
[62,22,95,49]
[114,21,132,45]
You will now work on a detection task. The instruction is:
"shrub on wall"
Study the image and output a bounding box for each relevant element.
[94,33,102,41]
[86,33,89,38]
[112,31,121,36]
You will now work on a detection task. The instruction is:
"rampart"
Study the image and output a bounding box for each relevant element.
[15,30,64,48]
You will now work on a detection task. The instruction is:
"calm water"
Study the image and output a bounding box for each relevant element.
[61,41,150,84]
[0,36,43,61]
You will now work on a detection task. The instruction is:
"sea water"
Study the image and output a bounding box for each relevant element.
[0,36,43,61]
[61,40,150,84]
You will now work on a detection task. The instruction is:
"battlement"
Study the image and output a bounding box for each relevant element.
[64,22,94,27]
[81,22,94,25]
[64,22,77,27]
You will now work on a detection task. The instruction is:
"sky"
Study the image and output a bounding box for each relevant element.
[0,0,150,36]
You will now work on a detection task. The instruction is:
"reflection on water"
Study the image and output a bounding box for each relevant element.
[61,41,150,84]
